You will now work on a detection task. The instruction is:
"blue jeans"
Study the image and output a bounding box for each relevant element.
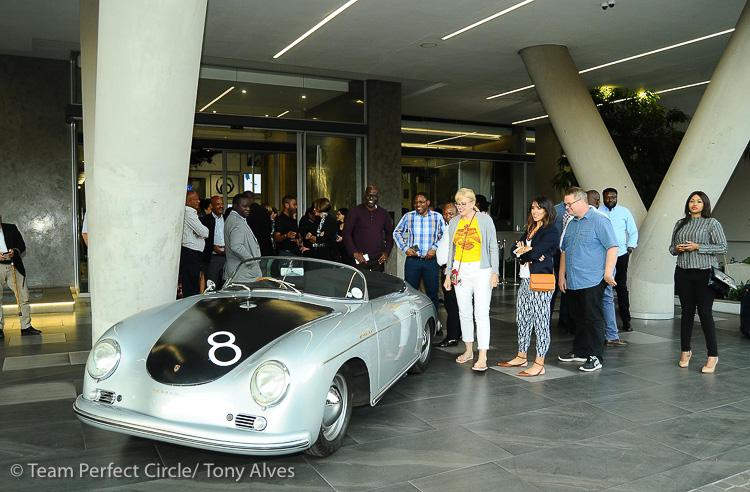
[603,284,619,341]
[404,257,440,312]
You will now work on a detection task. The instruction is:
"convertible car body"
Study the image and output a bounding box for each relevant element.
[74,257,437,457]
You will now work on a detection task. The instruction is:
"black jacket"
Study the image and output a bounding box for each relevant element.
[199,213,221,264]
[1,223,27,277]
[518,223,560,275]
[305,214,339,261]
[248,203,274,256]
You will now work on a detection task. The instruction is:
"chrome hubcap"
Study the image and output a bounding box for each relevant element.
[322,386,342,427]
[419,324,431,362]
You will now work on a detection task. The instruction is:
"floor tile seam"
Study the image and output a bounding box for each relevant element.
[388,402,438,432]
[694,469,750,491]
[621,427,709,460]
[301,454,339,491]
[404,460,505,491]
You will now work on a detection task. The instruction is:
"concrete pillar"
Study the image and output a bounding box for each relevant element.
[87,0,207,340]
[534,123,563,201]
[519,44,646,224]
[365,80,402,277]
[629,2,750,319]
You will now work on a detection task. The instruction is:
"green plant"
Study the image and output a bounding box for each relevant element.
[589,87,689,208]
[728,281,746,301]
[743,257,750,265]
[551,154,578,194]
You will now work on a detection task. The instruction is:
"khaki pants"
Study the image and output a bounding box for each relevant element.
[0,263,31,330]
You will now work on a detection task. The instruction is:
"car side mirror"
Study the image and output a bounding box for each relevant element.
[204,280,216,294]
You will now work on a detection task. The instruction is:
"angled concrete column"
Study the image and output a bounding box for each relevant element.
[519,45,646,224]
[87,0,207,340]
[629,2,750,319]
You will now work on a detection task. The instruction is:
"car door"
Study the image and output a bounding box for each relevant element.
[370,294,419,390]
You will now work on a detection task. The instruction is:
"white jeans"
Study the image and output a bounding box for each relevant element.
[454,261,492,350]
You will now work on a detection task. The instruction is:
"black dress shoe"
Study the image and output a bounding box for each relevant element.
[620,323,633,332]
[21,327,42,336]
[435,339,458,347]
[0,330,4,339]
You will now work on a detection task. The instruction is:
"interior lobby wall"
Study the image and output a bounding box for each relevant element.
[0,54,73,288]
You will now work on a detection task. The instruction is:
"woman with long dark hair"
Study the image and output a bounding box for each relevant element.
[498,196,559,377]
[669,191,727,373]
[305,198,338,261]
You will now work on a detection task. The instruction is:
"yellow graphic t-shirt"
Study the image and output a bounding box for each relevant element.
[453,216,482,263]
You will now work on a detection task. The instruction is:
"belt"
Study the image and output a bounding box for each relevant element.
[407,256,430,261]
[0,259,12,264]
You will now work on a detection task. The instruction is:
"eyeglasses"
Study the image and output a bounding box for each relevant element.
[455,201,473,208]
[564,198,583,209]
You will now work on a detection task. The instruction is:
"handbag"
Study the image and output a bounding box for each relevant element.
[530,273,555,292]
[708,266,737,296]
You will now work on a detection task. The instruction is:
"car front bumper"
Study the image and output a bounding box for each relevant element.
[73,395,311,456]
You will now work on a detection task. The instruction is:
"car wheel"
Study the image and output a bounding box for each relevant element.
[408,320,433,374]
[304,365,353,457]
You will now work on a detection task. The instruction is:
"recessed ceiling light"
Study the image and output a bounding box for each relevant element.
[355,99,364,104]
[421,43,437,48]
[301,95,306,99]
[488,29,734,100]
[241,89,247,94]
[277,110,290,117]
[212,110,216,113]
[273,0,358,59]
[442,0,534,40]
[199,86,235,112]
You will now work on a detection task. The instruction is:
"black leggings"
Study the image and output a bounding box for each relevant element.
[675,267,718,356]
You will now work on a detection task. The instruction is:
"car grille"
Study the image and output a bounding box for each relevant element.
[235,414,260,430]
[93,389,116,404]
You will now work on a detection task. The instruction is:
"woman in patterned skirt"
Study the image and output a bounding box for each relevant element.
[498,196,559,377]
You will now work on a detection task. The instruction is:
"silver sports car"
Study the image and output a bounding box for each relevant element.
[74,257,437,457]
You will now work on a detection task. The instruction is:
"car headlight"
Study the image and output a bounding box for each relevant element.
[86,339,121,381]
[251,361,290,407]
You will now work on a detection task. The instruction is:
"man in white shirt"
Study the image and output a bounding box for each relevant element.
[599,188,639,332]
[180,190,209,297]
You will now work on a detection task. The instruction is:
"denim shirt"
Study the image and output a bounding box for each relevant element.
[561,207,618,290]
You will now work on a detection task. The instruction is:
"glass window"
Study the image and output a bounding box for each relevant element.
[196,66,364,124]
[304,134,362,213]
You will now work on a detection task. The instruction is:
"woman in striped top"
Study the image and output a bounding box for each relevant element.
[669,191,727,373]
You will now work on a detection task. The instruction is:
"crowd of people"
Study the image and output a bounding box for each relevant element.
[177,184,728,376]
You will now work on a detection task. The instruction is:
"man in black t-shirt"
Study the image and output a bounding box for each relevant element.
[274,195,300,256]
[245,191,274,256]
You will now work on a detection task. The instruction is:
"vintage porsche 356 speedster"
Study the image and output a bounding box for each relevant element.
[74,257,437,457]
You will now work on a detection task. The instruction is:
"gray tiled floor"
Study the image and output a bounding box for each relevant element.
[1,288,749,491]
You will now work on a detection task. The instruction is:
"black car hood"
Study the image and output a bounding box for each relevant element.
[146,297,333,385]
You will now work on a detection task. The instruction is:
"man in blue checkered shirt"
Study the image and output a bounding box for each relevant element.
[393,192,446,313]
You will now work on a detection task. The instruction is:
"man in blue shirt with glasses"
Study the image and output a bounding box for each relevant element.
[557,187,618,372]
[393,192,446,316]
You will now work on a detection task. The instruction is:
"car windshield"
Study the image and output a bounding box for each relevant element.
[223,257,368,301]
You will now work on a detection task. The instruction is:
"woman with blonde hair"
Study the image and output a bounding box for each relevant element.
[443,188,499,371]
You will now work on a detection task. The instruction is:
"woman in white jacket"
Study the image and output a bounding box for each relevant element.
[443,188,499,371]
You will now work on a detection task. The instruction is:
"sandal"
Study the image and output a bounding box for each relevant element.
[498,356,528,368]
[456,353,474,364]
[472,361,488,372]
[517,362,545,377]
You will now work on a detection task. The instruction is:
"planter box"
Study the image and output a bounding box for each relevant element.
[726,263,750,285]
